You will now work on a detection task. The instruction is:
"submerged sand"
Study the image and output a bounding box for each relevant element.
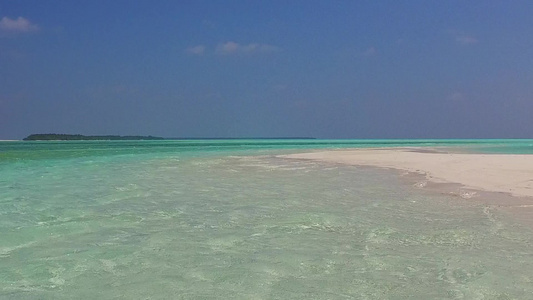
[284,148,533,198]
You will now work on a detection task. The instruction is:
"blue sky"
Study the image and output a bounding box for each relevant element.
[1,1,533,139]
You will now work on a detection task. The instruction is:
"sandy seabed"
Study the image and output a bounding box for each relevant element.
[283,148,533,227]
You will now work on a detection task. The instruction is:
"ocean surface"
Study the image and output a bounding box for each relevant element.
[1,139,533,299]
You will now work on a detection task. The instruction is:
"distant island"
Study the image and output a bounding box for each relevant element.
[165,137,316,140]
[23,134,165,141]
[23,134,317,141]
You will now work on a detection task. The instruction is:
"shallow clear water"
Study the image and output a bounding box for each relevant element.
[1,140,533,299]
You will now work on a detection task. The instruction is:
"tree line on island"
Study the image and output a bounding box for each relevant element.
[23,134,317,141]
[23,134,165,141]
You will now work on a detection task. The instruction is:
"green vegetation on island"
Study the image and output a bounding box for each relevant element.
[23,134,317,141]
[23,134,165,141]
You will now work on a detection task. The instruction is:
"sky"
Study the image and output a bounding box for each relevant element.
[1,1,533,139]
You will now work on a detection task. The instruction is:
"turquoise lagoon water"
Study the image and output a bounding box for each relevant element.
[1,139,533,299]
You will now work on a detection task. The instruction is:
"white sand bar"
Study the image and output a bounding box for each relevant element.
[284,149,533,198]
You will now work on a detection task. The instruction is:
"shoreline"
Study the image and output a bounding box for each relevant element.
[281,148,533,199]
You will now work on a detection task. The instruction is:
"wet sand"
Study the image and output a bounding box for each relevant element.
[283,148,533,198]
